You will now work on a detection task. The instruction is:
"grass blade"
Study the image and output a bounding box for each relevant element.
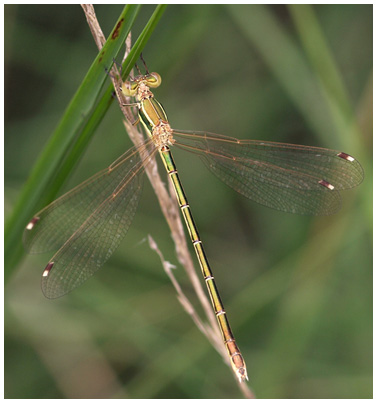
[4,5,141,279]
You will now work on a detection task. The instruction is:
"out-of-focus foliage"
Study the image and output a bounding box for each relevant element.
[5,4,372,399]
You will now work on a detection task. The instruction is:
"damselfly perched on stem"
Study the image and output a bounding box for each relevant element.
[24,60,363,382]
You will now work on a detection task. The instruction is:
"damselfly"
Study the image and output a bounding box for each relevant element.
[24,64,363,382]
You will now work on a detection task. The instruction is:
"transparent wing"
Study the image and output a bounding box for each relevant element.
[173,130,364,215]
[24,138,158,299]
[24,138,155,254]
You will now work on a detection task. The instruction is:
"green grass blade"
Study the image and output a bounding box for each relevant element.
[119,4,168,81]
[4,5,141,280]
[5,5,168,281]
[288,4,362,152]
[226,5,341,147]
[42,4,168,205]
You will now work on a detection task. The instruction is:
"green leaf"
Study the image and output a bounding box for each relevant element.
[5,4,167,281]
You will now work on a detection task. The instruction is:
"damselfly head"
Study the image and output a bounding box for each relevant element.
[122,72,161,96]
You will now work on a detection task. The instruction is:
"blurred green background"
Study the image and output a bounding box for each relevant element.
[4,4,372,399]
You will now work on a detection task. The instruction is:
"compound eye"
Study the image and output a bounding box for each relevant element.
[121,80,138,96]
[146,72,161,88]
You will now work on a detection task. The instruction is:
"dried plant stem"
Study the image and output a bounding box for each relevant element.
[148,235,208,337]
[81,5,254,398]
[81,4,106,49]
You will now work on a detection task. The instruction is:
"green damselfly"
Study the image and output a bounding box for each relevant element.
[24,64,363,382]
